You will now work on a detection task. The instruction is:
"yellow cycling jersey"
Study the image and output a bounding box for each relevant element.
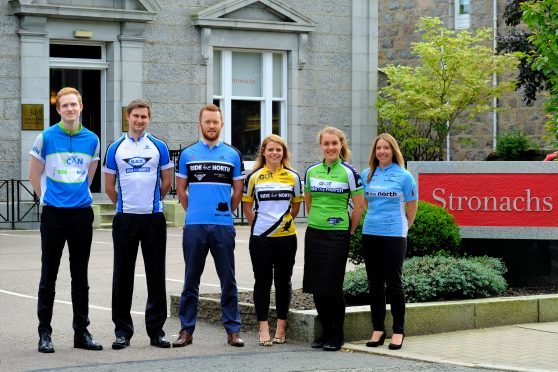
[242,165,304,237]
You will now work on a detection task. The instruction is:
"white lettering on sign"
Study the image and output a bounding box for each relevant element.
[432,188,553,212]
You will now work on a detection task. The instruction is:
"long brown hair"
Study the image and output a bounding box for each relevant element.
[252,134,293,171]
[318,126,351,162]
[367,133,405,183]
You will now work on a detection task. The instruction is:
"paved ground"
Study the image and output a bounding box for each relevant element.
[0,224,556,371]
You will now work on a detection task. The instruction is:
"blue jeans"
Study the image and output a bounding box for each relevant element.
[177,224,241,334]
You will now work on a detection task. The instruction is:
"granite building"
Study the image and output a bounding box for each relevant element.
[1,0,377,193]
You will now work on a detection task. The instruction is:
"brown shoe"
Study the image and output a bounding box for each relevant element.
[227,332,244,347]
[172,330,193,347]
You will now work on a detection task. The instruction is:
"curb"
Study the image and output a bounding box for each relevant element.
[170,294,558,344]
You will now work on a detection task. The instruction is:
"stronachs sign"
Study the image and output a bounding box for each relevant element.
[407,162,558,240]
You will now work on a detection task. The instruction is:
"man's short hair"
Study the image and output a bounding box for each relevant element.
[198,103,222,123]
[126,99,152,118]
[56,87,82,108]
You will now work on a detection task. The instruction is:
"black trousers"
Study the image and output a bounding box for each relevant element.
[112,213,168,339]
[313,293,346,346]
[249,234,297,321]
[361,234,407,334]
[37,206,94,336]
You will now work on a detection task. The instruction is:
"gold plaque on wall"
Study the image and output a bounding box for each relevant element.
[21,104,44,130]
[122,107,128,132]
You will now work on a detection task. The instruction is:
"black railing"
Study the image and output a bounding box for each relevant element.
[169,148,182,197]
[0,179,41,229]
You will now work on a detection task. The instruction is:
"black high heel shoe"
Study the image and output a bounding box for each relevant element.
[365,331,386,347]
[388,333,405,350]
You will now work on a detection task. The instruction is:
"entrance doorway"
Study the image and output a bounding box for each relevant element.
[49,69,102,192]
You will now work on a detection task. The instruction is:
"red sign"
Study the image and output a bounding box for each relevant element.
[419,174,558,227]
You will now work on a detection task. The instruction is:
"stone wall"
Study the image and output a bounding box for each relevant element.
[0,1,21,180]
[377,0,550,161]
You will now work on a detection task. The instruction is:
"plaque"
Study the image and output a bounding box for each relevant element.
[21,104,44,130]
[122,107,128,132]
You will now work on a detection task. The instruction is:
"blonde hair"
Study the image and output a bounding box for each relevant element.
[252,134,292,170]
[367,133,405,183]
[56,87,82,108]
[318,126,351,162]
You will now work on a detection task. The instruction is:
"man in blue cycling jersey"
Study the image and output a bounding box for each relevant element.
[29,87,103,353]
[103,99,174,349]
[173,104,245,348]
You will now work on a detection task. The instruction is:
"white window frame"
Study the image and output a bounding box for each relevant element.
[455,0,470,30]
[213,49,287,162]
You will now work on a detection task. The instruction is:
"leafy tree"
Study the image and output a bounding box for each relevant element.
[497,0,558,148]
[378,17,518,160]
[521,0,558,148]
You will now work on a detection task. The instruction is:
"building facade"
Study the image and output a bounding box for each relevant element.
[1,0,378,193]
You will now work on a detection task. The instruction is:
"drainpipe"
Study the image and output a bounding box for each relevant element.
[492,0,498,150]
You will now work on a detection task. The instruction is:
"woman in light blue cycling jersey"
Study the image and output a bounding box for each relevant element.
[361,133,417,351]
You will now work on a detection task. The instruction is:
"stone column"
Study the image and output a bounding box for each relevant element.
[18,15,49,179]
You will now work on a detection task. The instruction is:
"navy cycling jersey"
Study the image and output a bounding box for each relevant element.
[361,163,417,237]
[103,133,173,214]
[177,140,244,225]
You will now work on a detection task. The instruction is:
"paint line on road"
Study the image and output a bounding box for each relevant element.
[0,289,145,315]
[135,274,252,291]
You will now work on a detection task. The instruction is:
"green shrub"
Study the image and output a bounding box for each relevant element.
[343,265,369,297]
[342,255,508,303]
[407,201,461,258]
[348,211,366,265]
[495,131,534,160]
[403,255,508,302]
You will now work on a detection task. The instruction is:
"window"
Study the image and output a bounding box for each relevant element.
[455,0,470,29]
[213,50,286,161]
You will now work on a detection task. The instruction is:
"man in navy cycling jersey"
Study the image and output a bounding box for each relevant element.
[103,99,174,349]
[29,87,103,353]
[173,103,245,348]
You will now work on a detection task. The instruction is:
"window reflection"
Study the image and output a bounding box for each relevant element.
[231,100,261,160]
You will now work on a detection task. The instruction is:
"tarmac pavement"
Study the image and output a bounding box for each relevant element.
[1,224,556,371]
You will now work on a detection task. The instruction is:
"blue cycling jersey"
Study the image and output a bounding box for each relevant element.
[103,133,174,214]
[29,123,100,208]
[361,163,418,237]
[177,140,244,225]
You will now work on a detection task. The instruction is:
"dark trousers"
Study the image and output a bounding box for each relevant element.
[112,213,168,339]
[37,206,94,336]
[313,293,346,346]
[249,234,297,321]
[362,234,407,334]
[178,224,241,334]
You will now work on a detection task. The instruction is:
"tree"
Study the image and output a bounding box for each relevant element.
[497,0,558,148]
[521,0,558,148]
[378,17,518,161]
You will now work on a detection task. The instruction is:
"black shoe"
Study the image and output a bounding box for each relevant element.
[38,334,54,353]
[388,333,405,350]
[150,335,171,348]
[311,337,325,349]
[366,331,386,347]
[112,336,130,350]
[74,331,103,350]
[323,342,342,351]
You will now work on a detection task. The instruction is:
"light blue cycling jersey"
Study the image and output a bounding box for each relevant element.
[103,133,173,214]
[177,140,244,225]
[29,123,100,208]
[361,163,418,237]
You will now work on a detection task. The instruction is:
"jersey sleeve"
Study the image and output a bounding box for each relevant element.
[176,149,188,179]
[92,137,101,161]
[361,168,370,198]
[303,168,311,193]
[102,142,118,174]
[346,163,364,196]
[29,133,45,163]
[242,171,256,202]
[292,172,304,203]
[155,139,174,170]
[233,152,245,180]
[403,171,418,201]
